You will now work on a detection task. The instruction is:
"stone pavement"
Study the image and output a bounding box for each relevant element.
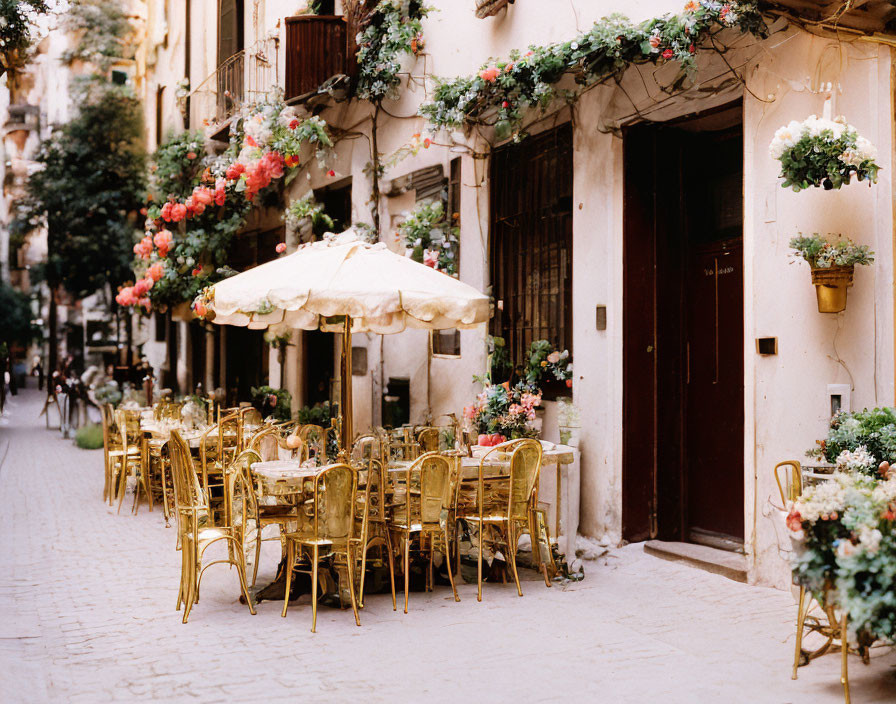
[1,388,895,703]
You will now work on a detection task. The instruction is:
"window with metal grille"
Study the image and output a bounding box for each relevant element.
[489,124,573,369]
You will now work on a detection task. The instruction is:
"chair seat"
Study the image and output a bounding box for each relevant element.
[465,514,515,522]
[282,534,350,548]
[390,522,444,532]
[108,447,141,458]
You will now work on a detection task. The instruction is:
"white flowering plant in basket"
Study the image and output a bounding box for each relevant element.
[769,115,880,192]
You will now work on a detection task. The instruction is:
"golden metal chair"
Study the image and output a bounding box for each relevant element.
[245,425,281,461]
[281,463,360,631]
[299,424,328,464]
[356,458,396,610]
[239,407,264,450]
[464,438,543,601]
[100,403,126,502]
[199,410,240,525]
[352,434,383,463]
[388,452,460,613]
[112,409,151,515]
[776,459,853,702]
[240,435,309,588]
[168,430,255,623]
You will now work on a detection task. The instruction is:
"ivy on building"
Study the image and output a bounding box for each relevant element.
[419,1,767,140]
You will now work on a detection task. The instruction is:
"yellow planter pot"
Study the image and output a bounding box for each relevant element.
[811,265,854,314]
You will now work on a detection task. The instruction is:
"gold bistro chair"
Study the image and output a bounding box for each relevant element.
[389,452,460,613]
[112,409,151,515]
[168,430,256,624]
[465,439,543,601]
[281,463,361,632]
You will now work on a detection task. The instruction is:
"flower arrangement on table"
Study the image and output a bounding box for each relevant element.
[464,381,542,445]
[399,200,459,276]
[785,470,896,644]
[769,115,880,192]
[464,339,572,445]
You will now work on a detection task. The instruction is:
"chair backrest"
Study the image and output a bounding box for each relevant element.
[239,407,264,448]
[299,424,327,464]
[774,460,802,504]
[401,452,454,529]
[168,429,206,515]
[352,434,382,462]
[312,463,356,542]
[228,448,262,535]
[216,410,241,466]
[114,408,142,450]
[506,439,543,520]
[101,403,116,452]
[245,425,280,461]
[362,458,387,523]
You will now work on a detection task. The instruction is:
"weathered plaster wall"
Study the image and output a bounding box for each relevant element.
[134,1,896,589]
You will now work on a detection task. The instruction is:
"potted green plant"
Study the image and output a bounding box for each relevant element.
[790,234,874,313]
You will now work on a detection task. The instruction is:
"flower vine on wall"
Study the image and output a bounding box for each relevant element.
[419,2,767,141]
[117,91,333,312]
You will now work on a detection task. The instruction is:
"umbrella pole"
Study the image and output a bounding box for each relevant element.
[341,316,353,453]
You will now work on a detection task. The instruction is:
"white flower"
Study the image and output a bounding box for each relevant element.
[836,445,876,474]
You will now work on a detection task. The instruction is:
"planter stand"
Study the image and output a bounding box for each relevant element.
[811,265,854,313]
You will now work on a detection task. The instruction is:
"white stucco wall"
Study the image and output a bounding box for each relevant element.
[131,0,896,588]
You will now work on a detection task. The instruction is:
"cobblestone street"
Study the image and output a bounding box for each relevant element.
[0,388,893,703]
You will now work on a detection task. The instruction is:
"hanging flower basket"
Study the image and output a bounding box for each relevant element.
[811,265,853,314]
[475,0,511,19]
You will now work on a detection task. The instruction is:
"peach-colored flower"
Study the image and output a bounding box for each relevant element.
[146,262,165,282]
[479,66,500,82]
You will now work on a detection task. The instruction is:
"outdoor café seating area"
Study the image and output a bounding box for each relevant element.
[100,397,566,630]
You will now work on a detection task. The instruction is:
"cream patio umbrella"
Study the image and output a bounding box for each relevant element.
[204,230,490,449]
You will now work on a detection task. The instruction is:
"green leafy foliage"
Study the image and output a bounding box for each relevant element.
[297,401,333,426]
[0,280,40,345]
[26,81,146,298]
[398,200,458,275]
[251,385,293,421]
[419,2,766,139]
[356,0,430,102]
[809,408,896,474]
[74,423,105,450]
[790,234,874,270]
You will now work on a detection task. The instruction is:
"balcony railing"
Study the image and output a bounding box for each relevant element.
[189,37,280,126]
[284,15,351,101]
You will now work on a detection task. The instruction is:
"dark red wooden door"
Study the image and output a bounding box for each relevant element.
[685,238,744,539]
[623,108,744,545]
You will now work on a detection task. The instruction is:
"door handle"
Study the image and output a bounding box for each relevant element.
[646,344,654,353]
